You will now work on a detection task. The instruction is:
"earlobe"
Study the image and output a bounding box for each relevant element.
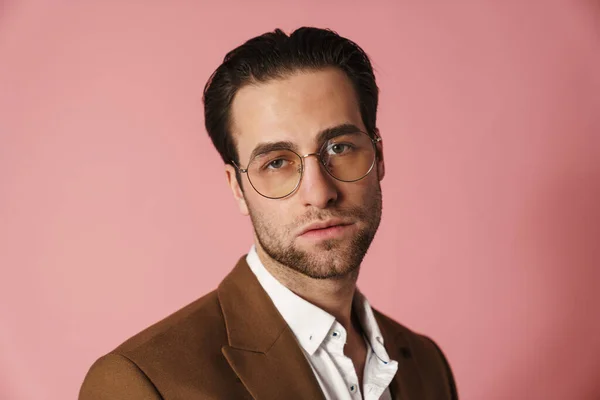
[377,160,385,181]
[237,190,249,216]
[225,165,250,216]
[375,133,385,181]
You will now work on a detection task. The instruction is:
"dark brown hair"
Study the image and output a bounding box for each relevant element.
[203,27,379,170]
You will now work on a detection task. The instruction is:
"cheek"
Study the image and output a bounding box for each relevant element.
[339,176,379,202]
[247,195,295,227]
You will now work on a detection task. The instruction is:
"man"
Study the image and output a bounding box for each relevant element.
[80,27,458,399]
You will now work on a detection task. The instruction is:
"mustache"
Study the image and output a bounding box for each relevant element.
[293,206,368,226]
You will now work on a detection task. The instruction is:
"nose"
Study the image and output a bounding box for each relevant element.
[296,153,338,209]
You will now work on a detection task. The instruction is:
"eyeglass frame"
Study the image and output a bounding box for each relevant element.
[230,130,382,200]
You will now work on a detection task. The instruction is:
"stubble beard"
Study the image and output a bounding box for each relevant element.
[248,184,383,280]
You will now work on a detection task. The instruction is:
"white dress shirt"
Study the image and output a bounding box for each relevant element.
[246,245,398,400]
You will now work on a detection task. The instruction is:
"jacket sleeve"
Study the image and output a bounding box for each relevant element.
[79,353,163,400]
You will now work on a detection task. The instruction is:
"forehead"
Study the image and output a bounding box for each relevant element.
[230,68,364,161]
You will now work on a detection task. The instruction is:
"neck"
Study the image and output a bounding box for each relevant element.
[255,243,359,331]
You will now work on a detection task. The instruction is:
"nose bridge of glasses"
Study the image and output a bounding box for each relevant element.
[300,152,326,171]
[301,152,321,160]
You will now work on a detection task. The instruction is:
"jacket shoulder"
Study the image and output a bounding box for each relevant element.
[115,289,224,356]
[79,353,162,400]
[82,289,248,398]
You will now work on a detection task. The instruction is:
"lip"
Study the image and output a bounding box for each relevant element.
[298,219,353,237]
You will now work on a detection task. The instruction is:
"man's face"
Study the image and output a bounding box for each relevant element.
[226,68,385,279]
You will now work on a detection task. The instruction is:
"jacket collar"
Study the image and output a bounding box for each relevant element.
[217,255,426,400]
[217,256,326,399]
[218,255,288,352]
[374,309,428,399]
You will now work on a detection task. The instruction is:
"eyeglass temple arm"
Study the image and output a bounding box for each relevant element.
[230,160,248,173]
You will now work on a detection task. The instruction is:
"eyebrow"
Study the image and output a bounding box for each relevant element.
[247,123,363,162]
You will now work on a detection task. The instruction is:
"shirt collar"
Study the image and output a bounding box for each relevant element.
[246,244,392,363]
[246,245,334,355]
[352,289,392,364]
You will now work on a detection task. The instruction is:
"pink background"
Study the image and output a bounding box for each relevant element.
[1,1,599,399]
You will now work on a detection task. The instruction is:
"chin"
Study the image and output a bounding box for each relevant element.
[303,260,360,280]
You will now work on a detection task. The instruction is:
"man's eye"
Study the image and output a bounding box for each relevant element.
[327,143,352,155]
[266,159,287,169]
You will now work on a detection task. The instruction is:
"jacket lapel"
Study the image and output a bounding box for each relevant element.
[374,310,427,400]
[217,257,326,400]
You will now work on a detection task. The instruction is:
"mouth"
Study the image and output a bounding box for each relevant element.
[298,220,355,240]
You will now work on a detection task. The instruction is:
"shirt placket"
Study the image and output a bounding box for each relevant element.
[325,323,363,399]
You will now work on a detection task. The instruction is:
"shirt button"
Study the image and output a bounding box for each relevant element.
[332,330,341,338]
[349,384,357,393]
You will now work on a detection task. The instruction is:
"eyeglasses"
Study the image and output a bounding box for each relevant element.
[231,130,381,199]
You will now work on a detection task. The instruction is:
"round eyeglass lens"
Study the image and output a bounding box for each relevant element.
[321,131,376,181]
[247,149,302,198]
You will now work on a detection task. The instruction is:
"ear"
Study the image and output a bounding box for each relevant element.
[225,164,249,216]
[375,130,385,181]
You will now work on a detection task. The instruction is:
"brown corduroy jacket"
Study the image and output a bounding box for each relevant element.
[79,256,458,399]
